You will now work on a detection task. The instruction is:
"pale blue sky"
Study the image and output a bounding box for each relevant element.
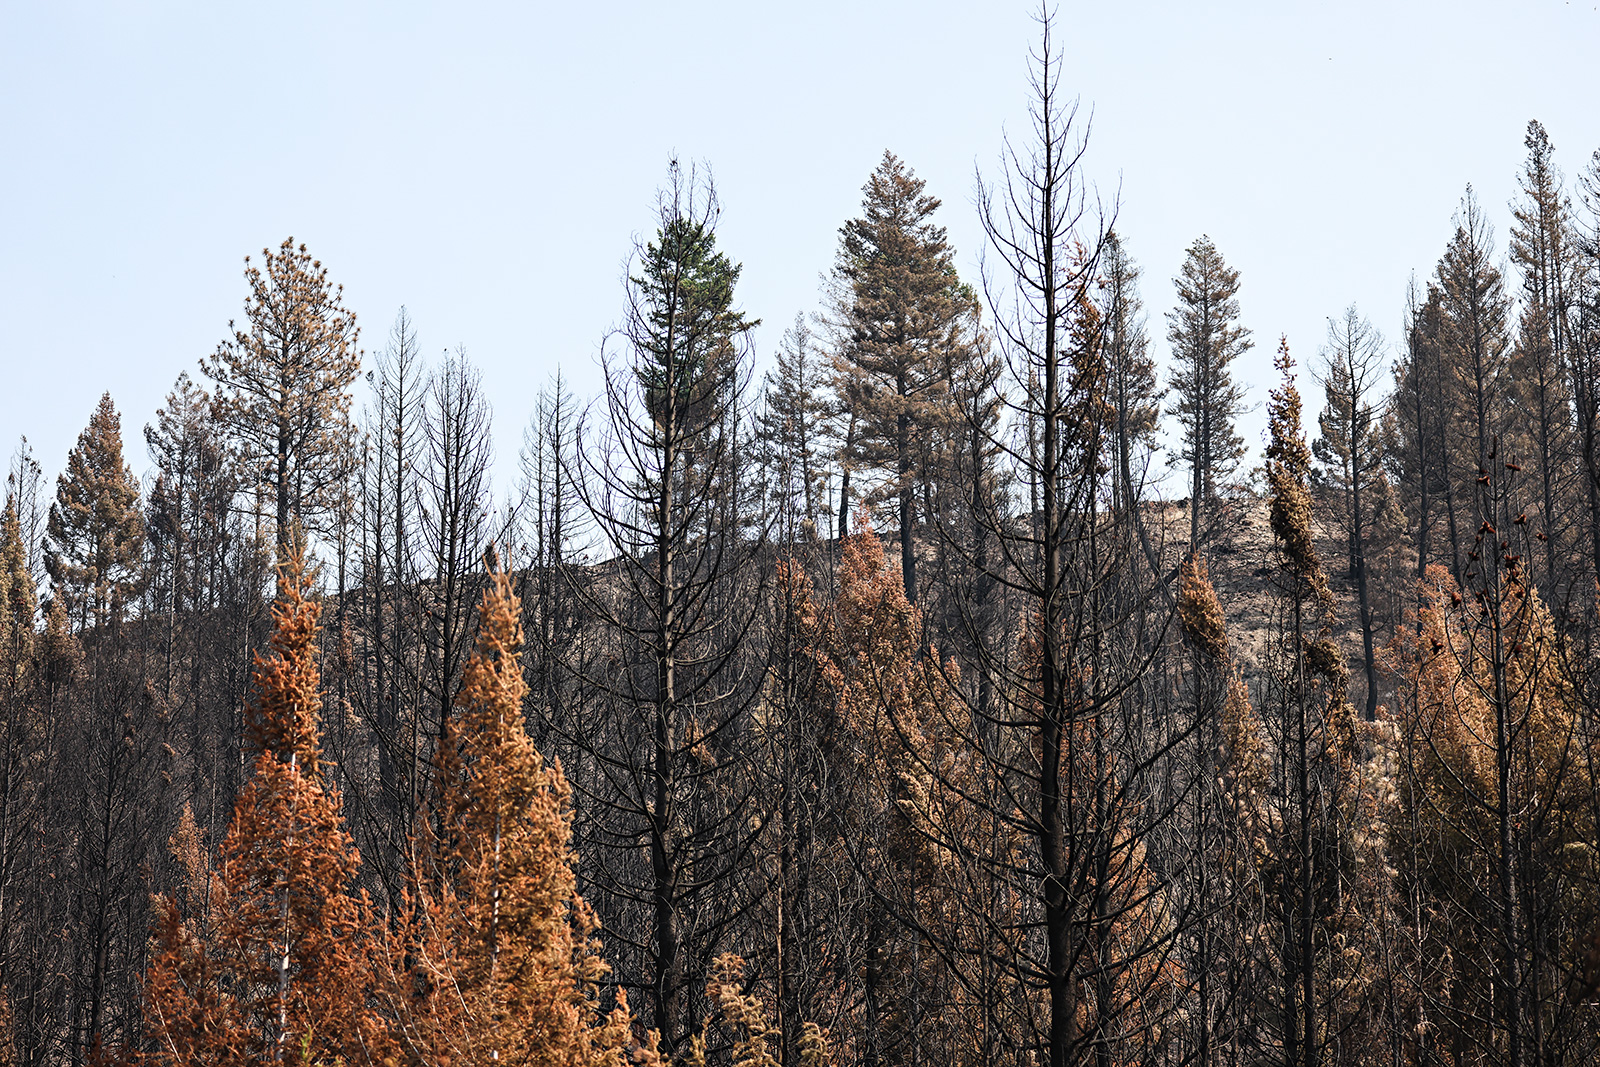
[3,1,1598,497]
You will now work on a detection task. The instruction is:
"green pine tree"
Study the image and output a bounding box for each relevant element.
[631,185,756,436]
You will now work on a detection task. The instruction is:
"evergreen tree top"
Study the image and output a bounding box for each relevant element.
[628,173,756,431]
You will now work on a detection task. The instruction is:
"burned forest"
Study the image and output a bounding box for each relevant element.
[7,15,1600,1067]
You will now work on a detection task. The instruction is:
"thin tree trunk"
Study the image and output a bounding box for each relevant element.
[898,403,917,605]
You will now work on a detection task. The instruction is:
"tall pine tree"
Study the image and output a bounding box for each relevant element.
[203,239,361,563]
[1167,236,1252,553]
[46,393,144,631]
[828,151,982,605]
[1312,308,1393,719]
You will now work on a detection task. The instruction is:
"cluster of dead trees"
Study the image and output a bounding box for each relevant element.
[7,14,1600,1067]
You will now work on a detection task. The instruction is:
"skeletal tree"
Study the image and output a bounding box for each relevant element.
[350,308,429,905]
[1312,307,1389,720]
[756,315,834,546]
[417,348,495,794]
[1098,233,1161,532]
[1507,121,1581,611]
[894,10,1194,1065]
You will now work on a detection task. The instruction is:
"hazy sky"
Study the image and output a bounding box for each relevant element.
[4,1,1598,498]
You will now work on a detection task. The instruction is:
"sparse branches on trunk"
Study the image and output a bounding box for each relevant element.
[350,307,429,908]
[1508,121,1582,612]
[418,348,495,793]
[1098,233,1161,530]
[203,238,362,567]
[1311,308,1390,719]
[556,159,767,1060]
[900,11,1195,1065]
[757,315,834,546]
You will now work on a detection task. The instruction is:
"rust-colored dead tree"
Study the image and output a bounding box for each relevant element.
[141,558,382,1067]
[376,567,644,1067]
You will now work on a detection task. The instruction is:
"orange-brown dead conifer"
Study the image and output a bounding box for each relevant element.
[141,556,382,1067]
[377,567,643,1067]
[793,517,967,1063]
[1392,566,1595,1062]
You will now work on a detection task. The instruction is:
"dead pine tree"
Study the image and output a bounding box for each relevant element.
[910,9,1194,1064]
